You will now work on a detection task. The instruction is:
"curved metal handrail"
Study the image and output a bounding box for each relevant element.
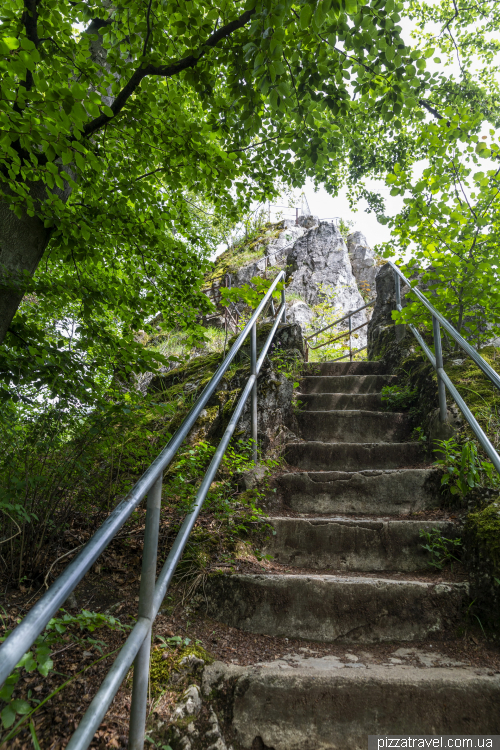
[389,259,500,476]
[389,260,500,392]
[304,299,375,362]
[0,272,287,750]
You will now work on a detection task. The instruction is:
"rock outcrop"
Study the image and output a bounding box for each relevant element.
[207,217,380,351]
[284,220,368,344]
[346,231,378,299]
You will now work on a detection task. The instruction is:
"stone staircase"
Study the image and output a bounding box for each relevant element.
[204,360,500,749]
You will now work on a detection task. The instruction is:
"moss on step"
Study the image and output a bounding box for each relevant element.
[150,642,214,696]
[464,500,500,632]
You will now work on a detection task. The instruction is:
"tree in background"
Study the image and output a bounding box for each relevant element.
[377,0,500,345]
[0,0,438,399]
[380,113,500,345]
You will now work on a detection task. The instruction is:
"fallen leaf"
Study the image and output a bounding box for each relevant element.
[34,685,43,692]
[83,651,92,657]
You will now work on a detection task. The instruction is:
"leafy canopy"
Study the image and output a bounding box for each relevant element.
[0,0,430,400]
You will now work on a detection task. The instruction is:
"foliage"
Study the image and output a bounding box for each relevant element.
[380,382,418,411]
[0,392,176,585]
[433,437,499,497]
[465,501,500,578]
[303,282,364,363]
[338,217,354,240]
[164,439,267,523]
[220,275,284,311]
[408,0,500,116]
[445,349,500,452]
[379,113,500,346]
[419,527,463,571]
[0,609,128,732]
[0,0,428,397]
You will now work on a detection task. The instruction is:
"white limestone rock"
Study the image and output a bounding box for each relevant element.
[347,231,379,299]
[285,221,368,344]
[286,300,314,329]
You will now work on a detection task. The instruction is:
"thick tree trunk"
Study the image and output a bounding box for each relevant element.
[0,188,52,344]
[0,19,110,347]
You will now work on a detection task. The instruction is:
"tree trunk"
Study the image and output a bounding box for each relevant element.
[0,18,110,347]
[0,186,52,344]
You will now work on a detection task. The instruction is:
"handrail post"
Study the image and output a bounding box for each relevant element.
[394,270,401,310]
[251,322,258,464]
[348,313,352,361]
[433,315,448,423]
[281,286,286,324]
[129,474,163,750]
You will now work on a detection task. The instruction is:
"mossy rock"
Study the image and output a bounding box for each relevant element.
[465,500,500,576]
[205,222,284,281]
[150,642,214,696]
[464,500,500,634]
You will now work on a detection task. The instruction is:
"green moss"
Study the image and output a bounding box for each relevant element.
[150,642,214,696]
[445,346,500,426]
[205,222,283,281]
[466,501,500,576]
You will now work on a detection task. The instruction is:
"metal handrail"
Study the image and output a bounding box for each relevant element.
[389,260,500,475]
[304,299,375,362]
[389,261,500,392]
[0,273,287,750]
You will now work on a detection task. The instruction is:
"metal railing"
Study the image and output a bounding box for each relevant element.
[389,260,500,475]
[304,299,375,362]
[0,273,287,750]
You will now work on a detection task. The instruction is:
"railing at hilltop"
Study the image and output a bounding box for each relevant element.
[304,299,375,362]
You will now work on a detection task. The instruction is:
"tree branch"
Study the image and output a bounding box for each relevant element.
[83,8,255,138]
[418,99,444,120]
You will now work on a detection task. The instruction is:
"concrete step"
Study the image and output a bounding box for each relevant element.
[278,469,442,515]
[299,393,383,411]
[205,573,467,643]
[264,518,459,572]
[300,374,397,394]
[285,441,425,472]
[302,361,388,376]
[296,410,411,443]
[203,658,500,750]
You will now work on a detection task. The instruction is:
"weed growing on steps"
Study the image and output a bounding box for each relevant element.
[433,437,500,497]
[419,528,463,571]
[0,609,130,740]
[162,439,280,599]
[380,382,419,413]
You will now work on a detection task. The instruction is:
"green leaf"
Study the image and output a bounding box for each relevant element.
[300,4,313,29]
[10,699,31,715]
[1,705,16,729]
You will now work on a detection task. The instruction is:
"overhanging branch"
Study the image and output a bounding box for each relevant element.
[83,9,255,138]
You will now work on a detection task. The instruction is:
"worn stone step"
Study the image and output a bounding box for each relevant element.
[299,393,383,411]
[296,410,411,443]
[205,573,467,643]
[203,659,500,750]
[264,518,459,572]
[285,441,425,472]
[278,469,442,515]
[300,374,396,394]
[302,360,388,376]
